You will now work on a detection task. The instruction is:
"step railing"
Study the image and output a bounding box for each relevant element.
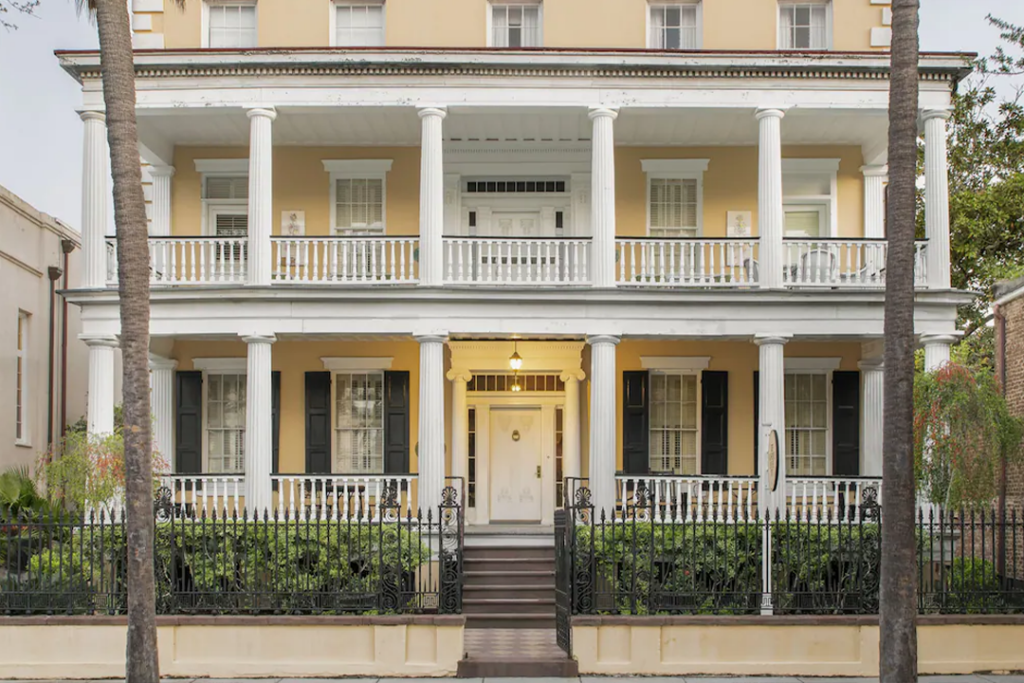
[617,238,760,287]
[782,239,929,288]
[443,237,591,285]
[272,474,417,521]
[272,237,418,284]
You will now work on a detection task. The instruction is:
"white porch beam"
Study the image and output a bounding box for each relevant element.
[243,333,275,514]
[861,165,888,240]
[246,107,276,287]
[149,165,175,237]
[587,334,619,513]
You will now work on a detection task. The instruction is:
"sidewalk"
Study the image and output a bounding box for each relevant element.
[7,676,1024,683]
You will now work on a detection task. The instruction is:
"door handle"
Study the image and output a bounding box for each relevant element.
[536,465,542,479]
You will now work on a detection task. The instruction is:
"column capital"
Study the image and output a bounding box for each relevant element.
[446,369,473,383]
[755,107,788,121]
[753,334,792,347]
[586,334,620,346]
[858,358,884,372]
[79,110,106,123]
[246,106,277,121]
[921,108,952,122]
[860,164,889,178]
[148,355,178,371]
[560,369,587,383]
[241,333,277,345]
[920,333,959,347]
[588,107,618,121]
[414,333,448,345]
[418,106,448,120]
[79,334,120,349]
[149,165,176,178]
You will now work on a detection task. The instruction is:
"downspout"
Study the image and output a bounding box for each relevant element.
[995,303,1008,579]
[59,239,75,441]
[46,266,63,451]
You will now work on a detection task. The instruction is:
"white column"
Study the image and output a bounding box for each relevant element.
[756,108,786,289]
[417,334,447,512]
[242,334,275,515]
[418,107,447,287]
[861,165,888,239]
[924,109,952,289]
[859,358,884,477]
[587,335,619,514]
[560,370,585,489]
[589,108,618,288]
[149,165,175,237]
[80,111,108,289]
[83,335,118,435]
[922,334,956,372]
[149,356,177,467]
[246,107,276,287]
[755,334,790,515]
[447,370,471,487]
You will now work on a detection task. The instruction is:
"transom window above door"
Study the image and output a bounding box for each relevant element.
[648,2,701,50]
[333,0,385,47]
[205,1,257,48]
[778,1,831,50]
[490,2,542,48]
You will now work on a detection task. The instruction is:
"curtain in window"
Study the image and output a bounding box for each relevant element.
[335,178,384,234]
[784,373,828,476]
[336,3,385,46]
[650,178,698,237]
[649,374,699,475]
[335,372,385,474]
[779,4,827,50]
[208,4,257,48]
[207,374,247,474]
[492,5,540,48]
[650,4,698,50]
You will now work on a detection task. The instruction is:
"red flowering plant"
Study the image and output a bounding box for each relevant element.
[913,362,1024,509]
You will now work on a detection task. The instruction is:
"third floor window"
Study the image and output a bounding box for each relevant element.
[778,1,830,50]
[334,0,385,47]
[206,1,257,48]
[648,2,700,50]
[490,2,542,48]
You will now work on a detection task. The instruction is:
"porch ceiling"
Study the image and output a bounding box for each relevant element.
[137,106,888,160]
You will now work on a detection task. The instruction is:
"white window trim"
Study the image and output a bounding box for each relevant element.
[646,1,703,50]
[201,0,258,49]
[777,0,833,51]
[15,311,29,447]
[205,204,249,238]
[329,0,386,48]
[782,158,839,238]
[642,159,709,237]
[321,357,394,372]
[197,160,250,236]
[648,369,703,475]
[197,364,248,478]
[783,359,837,477]
[486,0,543,48]
[640,356,710,371]
[323,159,393,235]
[330,369,386,475]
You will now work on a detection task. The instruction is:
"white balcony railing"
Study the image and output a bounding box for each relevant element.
[787,476,883,523]
[782,239,928,288]
[617,238,760,287]
[443,237,591,285]
[272,237,419,284]
[273,474,417,521]
[106,237,248,286]
[615,475,759,523]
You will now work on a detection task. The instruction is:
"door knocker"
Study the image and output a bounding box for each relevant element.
[512,429,521,442]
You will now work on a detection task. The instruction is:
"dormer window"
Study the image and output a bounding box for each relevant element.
[779,1,831,50]
[490,2,542,48]
[205,1,257,48]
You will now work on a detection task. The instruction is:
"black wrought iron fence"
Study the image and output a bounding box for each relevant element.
[565,482,1024,616]
[0,483,463,616]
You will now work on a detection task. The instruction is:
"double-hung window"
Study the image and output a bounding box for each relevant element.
[324,160,392,235]
[778,1,830,50]
[784,372,829,476]
[334,0,385,46]
[649,373,699,475]
[15,311,28,445]
[490,2,542,48]
[207,373,247,474]
[643,159,708,238]
[648,2,700,50]
[206,1,257,48]
[334,372,384,474]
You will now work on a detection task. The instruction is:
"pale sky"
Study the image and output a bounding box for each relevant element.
[0,0,1022,230]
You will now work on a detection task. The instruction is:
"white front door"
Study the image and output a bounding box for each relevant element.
[489,407,544,522]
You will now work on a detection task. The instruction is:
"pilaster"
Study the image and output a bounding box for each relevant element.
[858,358,884,477]
[149,355,178,469]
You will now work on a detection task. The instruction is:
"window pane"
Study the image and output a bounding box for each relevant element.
[784,209,821,237]
[335,371,385,473]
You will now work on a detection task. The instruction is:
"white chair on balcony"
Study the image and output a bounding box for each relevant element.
[799,249,836,286]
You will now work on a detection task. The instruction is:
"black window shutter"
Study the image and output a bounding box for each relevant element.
[622,371,649,475]
[384,371,410,474]
[753,371,760,474]
[832,371,861,476]
[175,371,202,474]
[701,371,729,475]
[305,372,332,474]
[271,371,281,474]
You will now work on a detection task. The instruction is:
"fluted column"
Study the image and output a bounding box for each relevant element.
[80,112,108,289]
[418,107,447,287]
[82,335,118,435]
[924,109,952,289]
[859,358,884,477]
[246,107,276,287]
[587,335,619,514]
[589,108,618,288]
[922,334,956,372]
[150,165,175,237]
[149,356,177,468]
[243,334,275,515]
[417,334,447,512]
[560,369,585,491]
[756,108,786,289]
[447,370,471,487]
[755,334,790,514]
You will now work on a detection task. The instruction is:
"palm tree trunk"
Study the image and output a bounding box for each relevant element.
[93,0,159,680]
[880,0,920,681]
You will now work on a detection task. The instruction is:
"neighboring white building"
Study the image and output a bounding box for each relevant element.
[0,186,88,472]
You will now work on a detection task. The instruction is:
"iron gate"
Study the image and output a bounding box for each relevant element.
[553,508,572,656]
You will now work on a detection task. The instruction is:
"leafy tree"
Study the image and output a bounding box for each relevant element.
[0,0,39,30]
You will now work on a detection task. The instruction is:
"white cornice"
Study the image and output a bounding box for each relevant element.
[321,357,394,371]
[194,159,248,174]
[193,357,246,372]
